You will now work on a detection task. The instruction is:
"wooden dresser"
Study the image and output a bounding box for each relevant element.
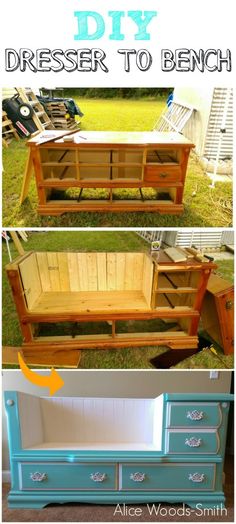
[6,249,216,354]
[21,131,194,215]
[5,391,233,509]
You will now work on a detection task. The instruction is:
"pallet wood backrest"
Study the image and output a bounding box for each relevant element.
[18,252,152,292]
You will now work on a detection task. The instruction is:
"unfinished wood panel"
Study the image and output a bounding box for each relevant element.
[133,253,145,290]
[57,253,70,291]
[142,256,154,306]
[36,253,51,292]
[87,253,98,291]
[47,253,60,292]
[31,290,149,314]
[19,254,42,310]
[116,253,126,290]
[77,253,89,291]
[124,253,136,290]
[97,253,107,290]
[107,253,117,290]
[67,253,80,291]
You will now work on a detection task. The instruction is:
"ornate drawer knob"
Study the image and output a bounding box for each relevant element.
[130,472,146,482]
[159,172,167,178]
[30,472,47,482]
[189,473,205,483]
[187,410,204,421]
[6,399,14,406]
[90,472,107,482]
[226,300,233,310]
[185,437,202,447]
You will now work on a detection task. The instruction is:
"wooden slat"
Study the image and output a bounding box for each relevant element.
[142,255,154,306]
[87,253,98,291]
[97,253,107,290]
[57,252,70,291]
[67,253,80,291]
[77,253,89,291]
[47,253,60,291]
[107,253,116,290]
[36,253,51,292]
[116,253,126,290]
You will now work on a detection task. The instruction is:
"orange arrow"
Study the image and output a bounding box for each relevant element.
[18,353,64,395]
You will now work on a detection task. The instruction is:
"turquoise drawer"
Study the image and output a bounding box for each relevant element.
[165,430,220,454]
[19,463,117,491]
[121,463,216,491]
[166,402,222,428]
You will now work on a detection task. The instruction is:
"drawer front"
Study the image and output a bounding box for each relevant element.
[166,402,222,428]
[166,430,220,454]
[144,165,181,183]
[19,463,117,491]
[121,463,215,491]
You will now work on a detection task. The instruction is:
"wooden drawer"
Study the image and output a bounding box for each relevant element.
[165,430,220,454]
[120,463,215,491]
[19,463,117,491]
[166,402,222,428]
[144,165,181,183]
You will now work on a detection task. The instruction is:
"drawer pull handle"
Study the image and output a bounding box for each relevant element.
[130,472,146,482]
[189,473,205,483]
[159,172,167,178]
[90,472,107,482]
[226,300,233,310]
[185,437,202,447]
[30,472,47,482]
[187,410,204,421]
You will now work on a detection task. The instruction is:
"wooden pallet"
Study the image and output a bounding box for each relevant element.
[17,88,54,132]
[2,111,19,146]
[44,101,80,130]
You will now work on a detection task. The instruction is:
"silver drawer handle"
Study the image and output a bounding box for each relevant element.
[90,472,107,482]
[185,437,202,447]
[130,472,146,482]
[30,472,47,482]
[187,410,204,421]
[189,473,205,483]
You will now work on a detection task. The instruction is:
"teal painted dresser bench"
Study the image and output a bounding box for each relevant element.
[5,391,233,509]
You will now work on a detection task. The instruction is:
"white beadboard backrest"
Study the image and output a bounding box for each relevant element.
[18,392,44,449]
[39,397,155,444]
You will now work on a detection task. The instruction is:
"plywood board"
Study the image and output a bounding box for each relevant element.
[2,346,81,368]
[164,247,187,262]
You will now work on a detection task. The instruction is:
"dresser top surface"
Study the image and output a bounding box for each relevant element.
[28,130,195,148]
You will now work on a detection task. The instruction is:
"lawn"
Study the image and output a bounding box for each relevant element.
[2,231,234,369]
[2,97,232,227]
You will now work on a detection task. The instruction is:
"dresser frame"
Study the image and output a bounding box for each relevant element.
[21,131,194,216]
[5,392,233,509]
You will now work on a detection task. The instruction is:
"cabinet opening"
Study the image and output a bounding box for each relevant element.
[146,149,181,164]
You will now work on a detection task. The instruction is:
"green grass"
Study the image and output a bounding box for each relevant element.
[2,98,232,227]
[2,232,234,369]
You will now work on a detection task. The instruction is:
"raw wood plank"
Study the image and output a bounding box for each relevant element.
[142,255,154,305]
[19,253,42,309]
[87,253,98,291]
[133,253,144,290]
[31,290,149,314]
[2,346,81,368]
[77,253,88,291]
[68,253,80,291]
[107,253,116,290]
[47,253,60,291]
[57,252,70,291]
[116,253,126,290]
[164,247,187,262]
[10,232,25,255]
[97,253,107,290]
[36,253,51,291]
[124,253,136,290]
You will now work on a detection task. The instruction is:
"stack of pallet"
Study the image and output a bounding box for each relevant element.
[43,101,79,130]
[2,111,19,146]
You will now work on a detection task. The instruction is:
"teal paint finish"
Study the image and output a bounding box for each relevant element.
[121,464,216,491]
[4,391,233,509]
[20,463,117,491]
[8,490,226,509]
[167,402,221,428]
[166,431,219,454]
